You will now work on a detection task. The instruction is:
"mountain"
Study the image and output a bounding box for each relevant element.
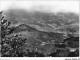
[12,24,64,42]
[3,9,79,34]
[2,9,79,56]
[6,24,64,55]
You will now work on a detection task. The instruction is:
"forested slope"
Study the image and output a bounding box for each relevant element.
[1,10,79,57]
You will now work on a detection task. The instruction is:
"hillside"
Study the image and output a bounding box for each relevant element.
[3,9,79,36]
[1,10,79,57]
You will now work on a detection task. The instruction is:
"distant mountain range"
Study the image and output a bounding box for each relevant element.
[3,9,79,37]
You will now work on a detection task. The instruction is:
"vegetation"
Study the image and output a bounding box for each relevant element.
[0,10,79,57]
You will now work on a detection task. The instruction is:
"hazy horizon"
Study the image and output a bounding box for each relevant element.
[0,1,79,13]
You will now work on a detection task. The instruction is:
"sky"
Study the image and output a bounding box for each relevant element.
[0,0,79,13]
